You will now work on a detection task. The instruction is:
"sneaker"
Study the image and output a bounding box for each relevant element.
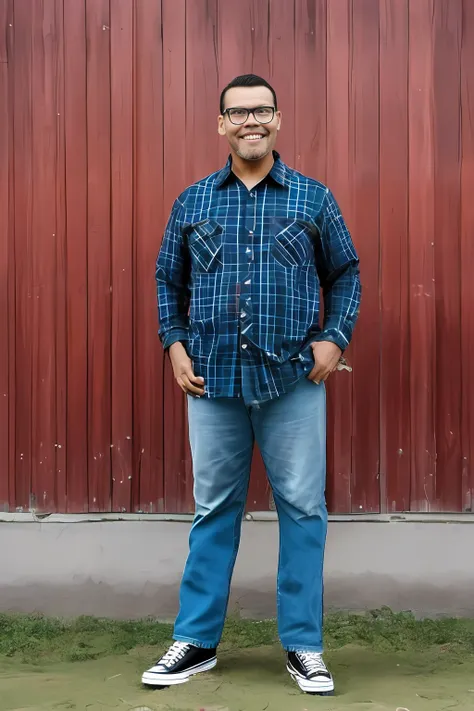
[287,651,334,695]
[141,641,217,687]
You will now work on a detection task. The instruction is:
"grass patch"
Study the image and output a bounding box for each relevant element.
[325,607,474,654]
[1,608,474,665]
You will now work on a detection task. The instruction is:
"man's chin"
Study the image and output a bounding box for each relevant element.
[236,147,270,162]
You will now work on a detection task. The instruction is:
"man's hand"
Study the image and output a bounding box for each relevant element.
[169,342,205,396]
[308,341,342,385]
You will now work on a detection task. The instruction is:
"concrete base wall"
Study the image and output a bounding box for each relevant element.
[1,519,473,619]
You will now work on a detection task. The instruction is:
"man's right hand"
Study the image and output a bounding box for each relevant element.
[168,342,205,396]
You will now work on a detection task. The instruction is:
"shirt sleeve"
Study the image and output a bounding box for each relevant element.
[155,197,191,349]
[314,189,361,352]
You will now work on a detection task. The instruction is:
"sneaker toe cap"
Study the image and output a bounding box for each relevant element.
[146,664,167,674]
[307,673,333,685]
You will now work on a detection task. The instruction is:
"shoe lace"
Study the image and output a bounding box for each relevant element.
[159,641,191,668]
[298,652,327,675]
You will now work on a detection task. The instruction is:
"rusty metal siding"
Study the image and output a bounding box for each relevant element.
[0,0,473,514]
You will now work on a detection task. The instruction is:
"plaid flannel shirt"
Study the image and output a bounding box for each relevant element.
[156,152,361,404]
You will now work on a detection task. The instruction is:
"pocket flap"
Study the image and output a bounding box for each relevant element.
[187,218,222,243]
[272,219,314,267]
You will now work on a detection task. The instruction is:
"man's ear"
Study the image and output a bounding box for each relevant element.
[218,115,226,136]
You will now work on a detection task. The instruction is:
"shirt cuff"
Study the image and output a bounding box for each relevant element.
[160,328,189,350]
[314,330,348,353]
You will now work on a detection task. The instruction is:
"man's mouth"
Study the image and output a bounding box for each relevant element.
[240,134,266,142]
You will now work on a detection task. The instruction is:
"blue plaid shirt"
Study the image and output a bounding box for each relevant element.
[156,152,361,404]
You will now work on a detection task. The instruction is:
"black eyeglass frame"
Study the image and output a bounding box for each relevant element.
[222,106,276,125]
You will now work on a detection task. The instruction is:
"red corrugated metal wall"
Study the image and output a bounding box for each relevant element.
[1,0,473,514]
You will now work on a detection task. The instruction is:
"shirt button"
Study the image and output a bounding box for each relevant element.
[240,311,246,318]
[242,343,248,350]
[249,230,254,235]
[244,279,251,285]
[250,192,255,198]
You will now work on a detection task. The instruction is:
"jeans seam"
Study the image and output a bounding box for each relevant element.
[276,494,282,643]
[214,477,251,644]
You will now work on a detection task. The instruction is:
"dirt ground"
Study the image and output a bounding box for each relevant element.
[2,644,474,711]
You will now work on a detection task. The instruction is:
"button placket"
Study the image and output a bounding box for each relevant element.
[247,229,254,262]
[239,190,257,355]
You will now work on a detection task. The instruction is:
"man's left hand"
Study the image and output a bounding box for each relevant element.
[308,341,342,384]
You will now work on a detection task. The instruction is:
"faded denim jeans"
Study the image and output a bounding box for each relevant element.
[173,377,328,653]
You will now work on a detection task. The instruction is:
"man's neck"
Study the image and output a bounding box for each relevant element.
[231,152,275,191]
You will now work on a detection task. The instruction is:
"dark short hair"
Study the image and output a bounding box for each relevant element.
[219,74,278,115]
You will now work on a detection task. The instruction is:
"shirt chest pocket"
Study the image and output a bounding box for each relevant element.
[271,219,314,268]
[186,219,223,272]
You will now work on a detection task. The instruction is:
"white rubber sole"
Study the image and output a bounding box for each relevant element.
[142,657,217,687]
[287,665,335,695]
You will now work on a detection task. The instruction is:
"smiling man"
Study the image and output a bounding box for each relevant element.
[143,74,361,696]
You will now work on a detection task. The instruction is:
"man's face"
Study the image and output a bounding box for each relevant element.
[218,86,281,162]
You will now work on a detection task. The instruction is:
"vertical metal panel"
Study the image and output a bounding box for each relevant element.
[2,0,474,514]
[294,0,327,181]
[408,0,437,511]
[185,0,220,183]
[432,0,463,511]
[54,0,67,513]
[379,0,410,512]
[325,0,353,513]
[29,0,59,513]
[5,0,15,513]
[86,0,112,512]
[268,0,296,164]
[349,0,381,512]
[63,0,88,512]
[0,0,10,511]
[12,0,34,510]
[110,0,134,512]
[133,0,165,514]
[461,0,474,513]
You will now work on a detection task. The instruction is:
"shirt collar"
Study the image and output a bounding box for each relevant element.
[215,151,290,189]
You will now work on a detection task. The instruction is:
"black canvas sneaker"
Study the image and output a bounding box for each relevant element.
[141,641,217,687]
[287,651,334,695]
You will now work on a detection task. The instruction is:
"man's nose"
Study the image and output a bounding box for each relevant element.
[243,111,259,127]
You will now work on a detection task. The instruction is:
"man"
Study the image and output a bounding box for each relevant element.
[142,74,360,696]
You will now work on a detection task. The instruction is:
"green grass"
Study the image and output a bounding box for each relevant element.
[1,608,474,665]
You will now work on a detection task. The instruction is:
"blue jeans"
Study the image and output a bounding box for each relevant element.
[174,377,327,653]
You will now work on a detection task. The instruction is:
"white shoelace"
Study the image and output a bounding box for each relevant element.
[298,652,328,676]
[159,641,191,668]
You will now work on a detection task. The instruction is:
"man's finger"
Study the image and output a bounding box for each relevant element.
[182,366,205,387]
[309,366,333,384]
[308,365,324,382]
[181,373,205,396]
[188,372,205,386]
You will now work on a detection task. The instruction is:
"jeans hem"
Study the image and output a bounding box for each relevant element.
[173,634,219,650]
[283,644,324,653]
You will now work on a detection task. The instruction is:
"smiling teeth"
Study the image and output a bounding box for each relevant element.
[243,135,263,140]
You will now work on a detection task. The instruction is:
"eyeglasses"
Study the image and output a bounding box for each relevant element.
[223,106,276,125]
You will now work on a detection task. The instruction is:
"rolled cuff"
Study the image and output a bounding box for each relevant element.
[160,328,189,350]
[314,330,348,353]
